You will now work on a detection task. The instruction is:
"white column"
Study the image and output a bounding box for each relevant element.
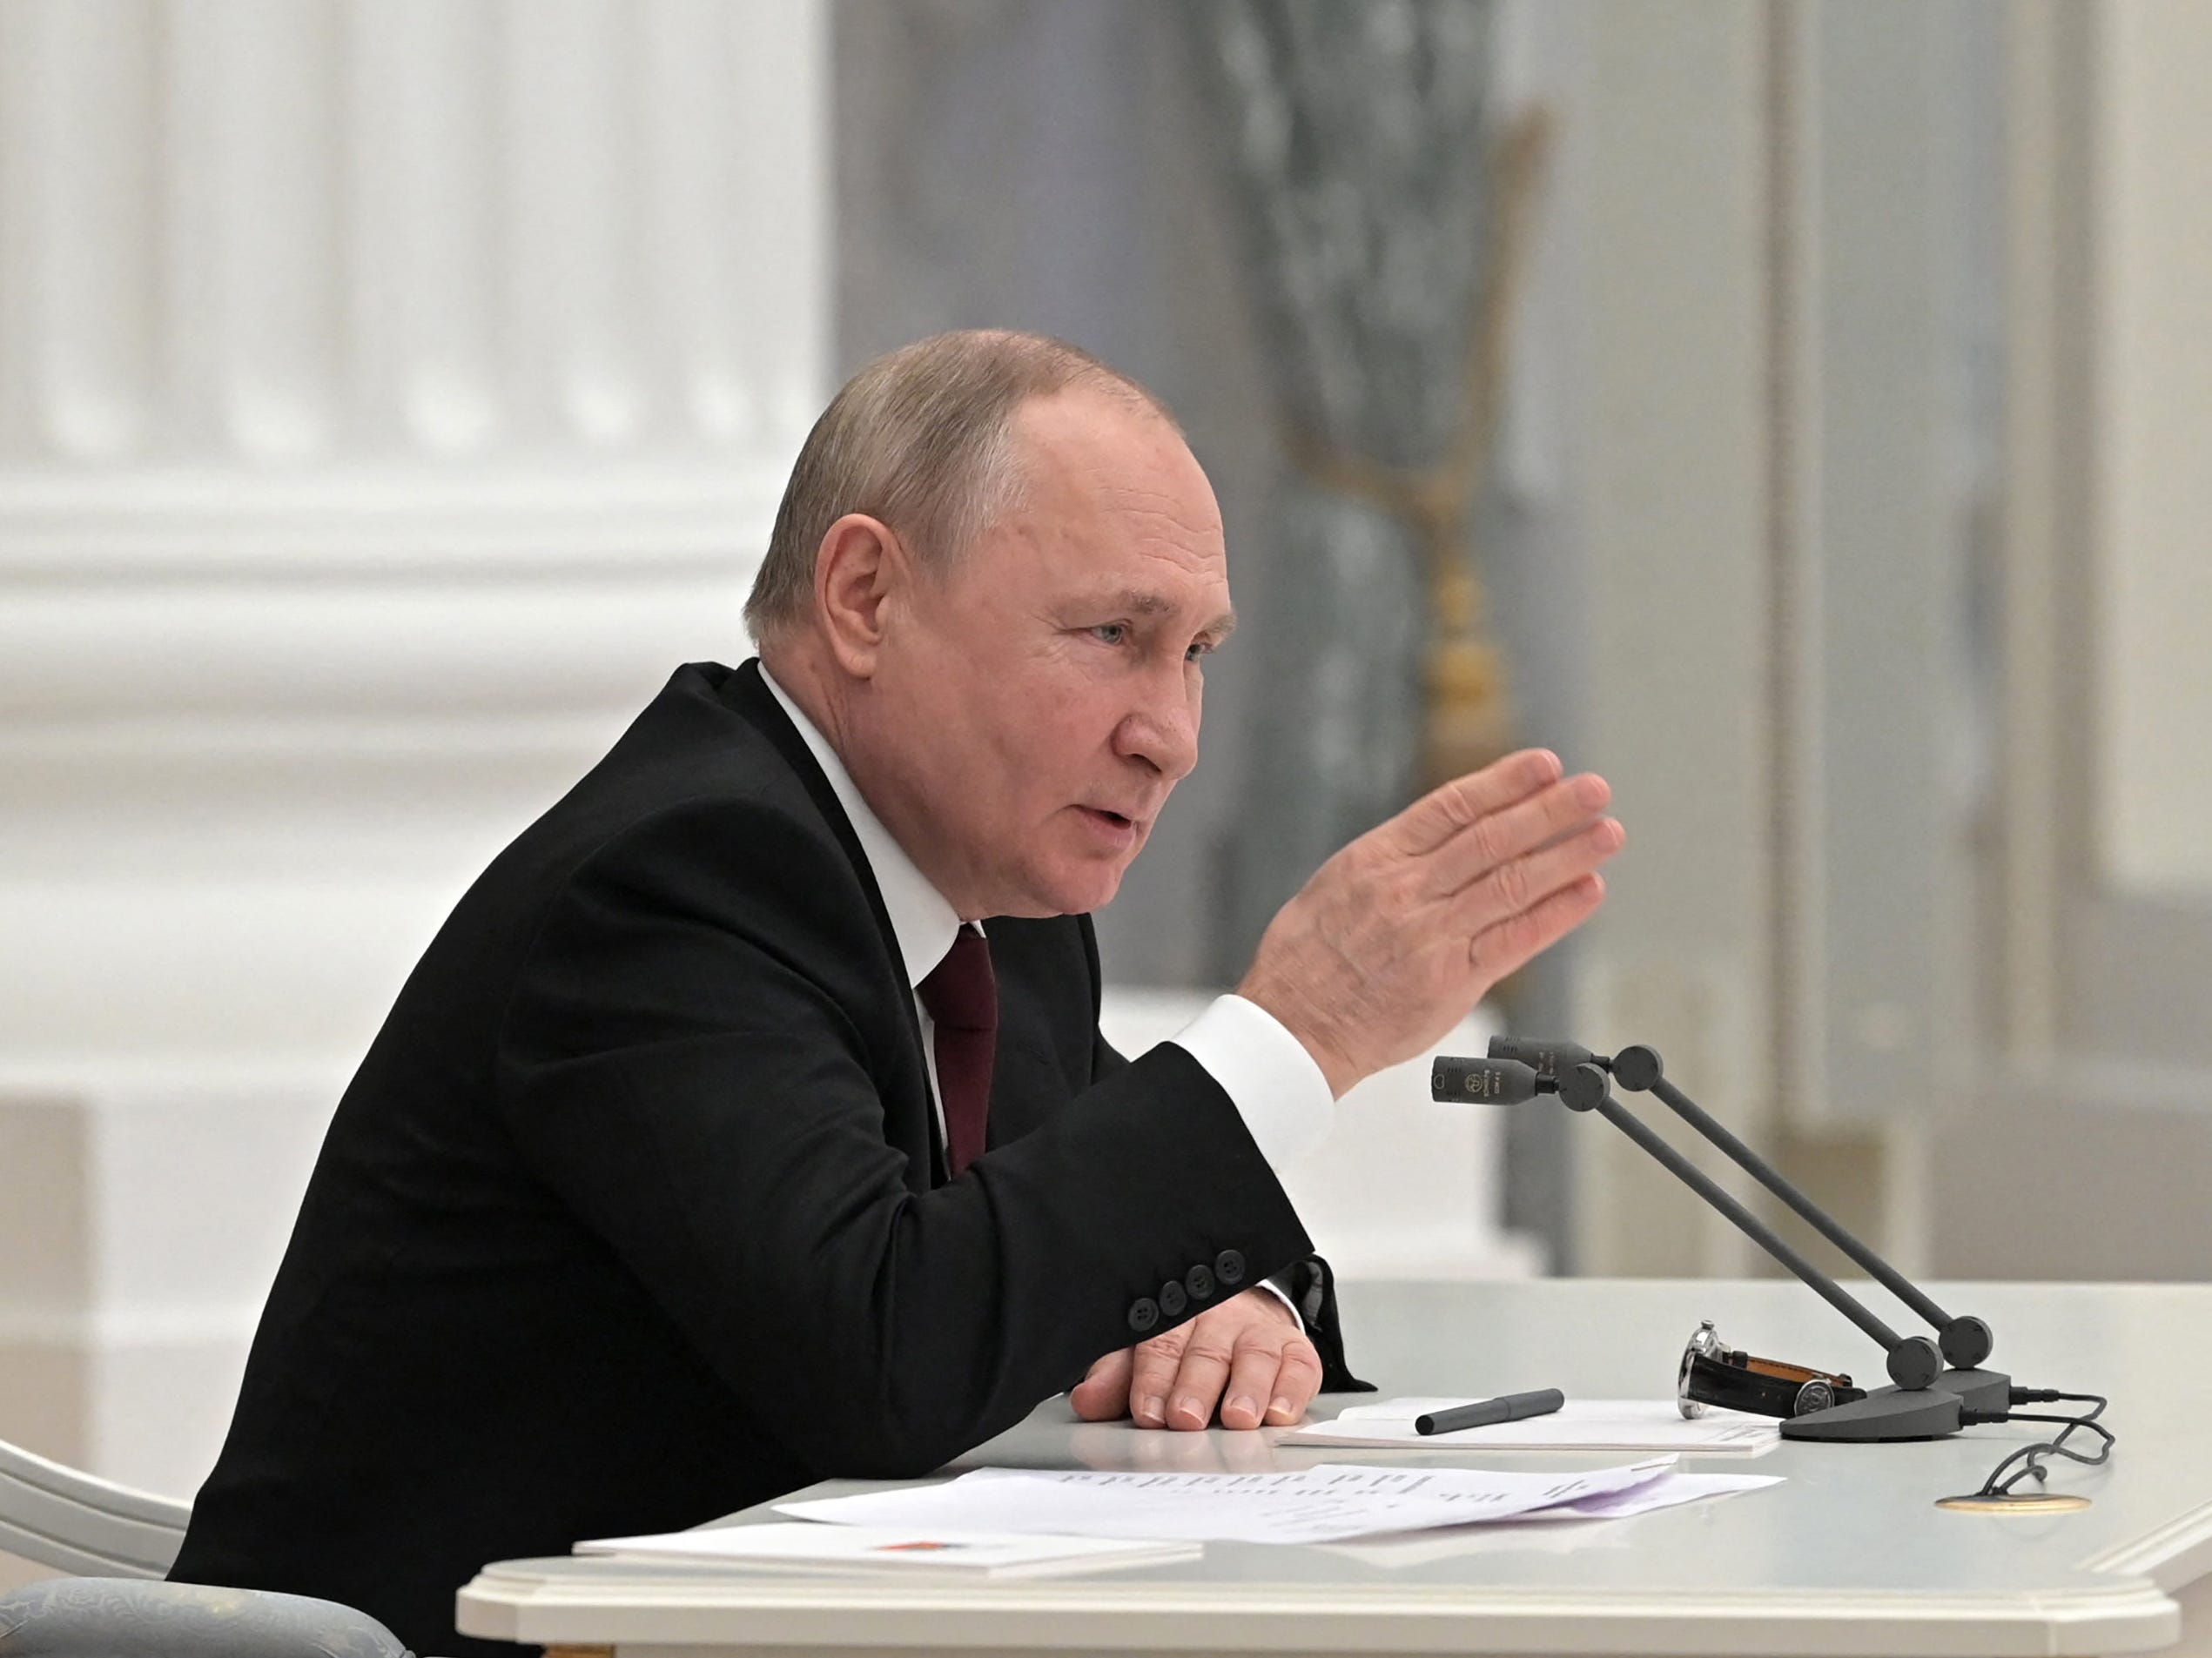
[1569,1,1777,1279]
[2093,0,2212,896]
[0,0,825,1502]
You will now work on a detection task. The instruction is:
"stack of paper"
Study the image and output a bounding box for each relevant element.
[1278,1398,1780,1455]
[575,1521,1200,1578]
[777,1458,1779,1547]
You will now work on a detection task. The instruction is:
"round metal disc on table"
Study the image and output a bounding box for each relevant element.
[1936,1492,2094,1514]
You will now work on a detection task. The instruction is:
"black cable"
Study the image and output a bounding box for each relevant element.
[1957,1388,2111,1500]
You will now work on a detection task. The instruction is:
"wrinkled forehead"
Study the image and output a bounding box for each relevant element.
[1012,388,1216,514]
[1005,391,1227,571]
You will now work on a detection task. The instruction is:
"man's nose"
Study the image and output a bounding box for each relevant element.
[1115,675,1200,781]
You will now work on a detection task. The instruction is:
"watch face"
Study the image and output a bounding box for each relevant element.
[1677,1322,1723,1419]
[1677,1351,1705,1418]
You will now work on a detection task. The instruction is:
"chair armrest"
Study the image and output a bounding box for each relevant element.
[0,1578,411,1658]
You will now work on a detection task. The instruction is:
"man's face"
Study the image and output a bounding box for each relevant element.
[857,389,1234,919]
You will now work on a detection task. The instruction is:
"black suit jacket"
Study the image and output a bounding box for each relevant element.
[171,661,1357,1656]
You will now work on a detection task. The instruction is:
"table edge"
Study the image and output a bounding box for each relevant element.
[456,1561,2182,1657]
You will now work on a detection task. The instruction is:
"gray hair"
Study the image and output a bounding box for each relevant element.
[744,329,1177,643]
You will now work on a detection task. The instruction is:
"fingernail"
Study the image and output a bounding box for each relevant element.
[1170,1394,1202,1426]
[1227,1393,1256,1423]
[1271,1396,1294,1420]
[1137,1395,1163,1424]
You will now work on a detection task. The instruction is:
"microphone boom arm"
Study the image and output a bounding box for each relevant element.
[1432,1042,2010,1443]
[1561,1067,1931,1383]
[1613,1046,1990,1371]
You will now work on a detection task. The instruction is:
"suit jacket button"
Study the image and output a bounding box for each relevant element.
[1214,1249,1247,1288]
[1127,1296,1160,1334]
[1186,1263,1216,1301]
[1159,1279,1188,1319]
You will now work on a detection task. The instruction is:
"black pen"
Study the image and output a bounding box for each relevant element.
[1414,1388,1567,1436]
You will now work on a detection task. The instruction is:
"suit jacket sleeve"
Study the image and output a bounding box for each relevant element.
[1082,933,1369,1395]
[494,798,1320,1478]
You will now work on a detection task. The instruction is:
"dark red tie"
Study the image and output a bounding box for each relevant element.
[918,925,996,1176]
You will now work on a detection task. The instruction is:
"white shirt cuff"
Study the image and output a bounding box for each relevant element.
[1167,993,1334,1178]
[1254,1272,1305,1332]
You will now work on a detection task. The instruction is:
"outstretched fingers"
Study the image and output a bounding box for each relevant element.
[1238,744,1622,1100]
[1418,771,1611,900]
[1450,814,1624,935]
[1383,749,1563,858]
[1466,872,1609,983]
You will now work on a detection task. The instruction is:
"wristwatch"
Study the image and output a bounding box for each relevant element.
[1677,1319,1866,1420]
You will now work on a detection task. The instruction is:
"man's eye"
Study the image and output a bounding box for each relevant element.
[1091,623,1130,646]
[1186,640,1214,663]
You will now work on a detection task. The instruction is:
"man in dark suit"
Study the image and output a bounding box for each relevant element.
[170,331,1622,1655]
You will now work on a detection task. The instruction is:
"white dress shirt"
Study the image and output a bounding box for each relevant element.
[758,668,1334,1323]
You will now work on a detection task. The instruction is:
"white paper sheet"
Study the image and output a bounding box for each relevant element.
[777,1459,1683,1546]
[1517,1468,1782,1519]
[1315,1471,1779,1567]
[1279,1398,1780,1455]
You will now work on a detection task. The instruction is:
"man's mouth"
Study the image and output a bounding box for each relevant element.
[1079,806,1142,841]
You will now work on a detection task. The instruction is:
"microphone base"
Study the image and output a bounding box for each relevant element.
[1936,1366,2012,1417]
[1781,1382,1964,1441]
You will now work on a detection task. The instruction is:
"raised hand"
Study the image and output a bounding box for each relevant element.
[1238,750,1622,1098]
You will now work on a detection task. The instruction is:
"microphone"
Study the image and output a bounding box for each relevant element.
[1428,1056,1547,1104]
[1432,1037,2008,1444]
[1483,1036,1610,1084]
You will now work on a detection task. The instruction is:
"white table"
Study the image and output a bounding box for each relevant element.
[458,1279,2212,1656]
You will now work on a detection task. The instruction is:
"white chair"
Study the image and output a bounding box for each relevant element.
[0,1437,187,1580]
[0,1437,408,1658]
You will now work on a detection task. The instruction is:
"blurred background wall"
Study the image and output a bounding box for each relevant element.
[1,0,2208,1542]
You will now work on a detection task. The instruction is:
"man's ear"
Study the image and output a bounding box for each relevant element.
[813,514,905,679]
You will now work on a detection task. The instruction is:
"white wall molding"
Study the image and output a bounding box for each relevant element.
[0,2,824,472]
[0,570,759,722]
[0,463,789,578]
[0,0,825,1497]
